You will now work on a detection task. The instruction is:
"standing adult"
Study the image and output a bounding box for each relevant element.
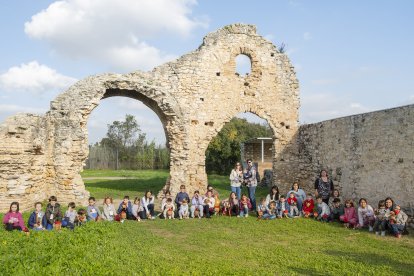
[314,170,334,204]
[243,159,257,211]
[229,162,243,199]
[286,182,306,211]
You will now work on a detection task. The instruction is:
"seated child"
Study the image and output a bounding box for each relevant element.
[191,190,204,218]
[132,197,142,221]
[302,193,315,218]
[340,199,358,228]
[356,198,375,231]
[161,191,172,216]
[239,194,252,218]
[315,196,331,222]
[373,200,389,236]
[102,197,116,221]
[45,196,62,230]
[330,198,345,222]
[62,202,77,230]
[287,192,300,218]
[203,190,216,218]
[175,185,190,213]
[179,199,190,219]
[277,195,289,218]
[262,201,277,220]
[256,198,268,219]
[163,198,176,219]
[226,192,239,217]
[28,202,46,230]
[140,191,155,220]
[75,209,87,226]
[87,197,102,221]
[3,202,27,231]
[328,189,343,210]
[117,196,134,220]
[389,205,408,238]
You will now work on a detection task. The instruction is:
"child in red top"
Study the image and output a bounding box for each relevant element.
[302,193,315,218]
[340,199,358,228]
[287,192,299,217]
[3,202,27,231]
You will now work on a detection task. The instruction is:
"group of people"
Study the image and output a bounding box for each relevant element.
[2,165,409,239]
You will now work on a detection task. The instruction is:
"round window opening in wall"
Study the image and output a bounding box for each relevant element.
[235,54,252,76]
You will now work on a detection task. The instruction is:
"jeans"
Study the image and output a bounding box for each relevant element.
[239,206,249,217]
[203,205,215,218]
[248,186,256,210]
[140,204,155,219]
[391,223,405,235]
[231,186,241,199]
[262,213,276,220]
[296,198,303,213]
[373,219,387,231]
[46,223,54,231]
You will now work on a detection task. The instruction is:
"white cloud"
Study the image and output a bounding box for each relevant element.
[303,32,312,41]
[25,0,207,72]
[300,93,373,123]
[0,61,77,95]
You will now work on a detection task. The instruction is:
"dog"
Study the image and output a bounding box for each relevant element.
[221,200,231,216]
[166,208,174,219]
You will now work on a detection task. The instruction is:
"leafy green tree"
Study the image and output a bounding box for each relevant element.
[206,118,272,175]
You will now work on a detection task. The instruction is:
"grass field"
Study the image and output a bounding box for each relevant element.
[0,170,413,275]
[81,169,269,200]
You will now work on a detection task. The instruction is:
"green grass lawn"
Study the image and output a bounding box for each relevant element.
[1,170,413,275]
[81,169,269,200]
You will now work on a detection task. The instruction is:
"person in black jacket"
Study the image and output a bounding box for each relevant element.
[45,196,62,230]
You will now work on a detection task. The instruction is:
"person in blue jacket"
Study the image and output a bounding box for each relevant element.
[28,202,46,230]
[117,195,134,220]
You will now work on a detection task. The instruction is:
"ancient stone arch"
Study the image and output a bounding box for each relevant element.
[0,24,299,211]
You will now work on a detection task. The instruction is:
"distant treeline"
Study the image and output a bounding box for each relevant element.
[85,115,169,170]
[85,115,271,173]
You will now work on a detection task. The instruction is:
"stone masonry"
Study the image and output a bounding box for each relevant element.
[1,24,412,215]
[0,24,300,211]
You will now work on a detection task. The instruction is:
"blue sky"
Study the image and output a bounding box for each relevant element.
[1,0,413,146]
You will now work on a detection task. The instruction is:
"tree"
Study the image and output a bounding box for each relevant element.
[104,114,143,169]
[205,118,272,175]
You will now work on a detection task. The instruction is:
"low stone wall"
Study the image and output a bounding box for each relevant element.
[296,104,414,211]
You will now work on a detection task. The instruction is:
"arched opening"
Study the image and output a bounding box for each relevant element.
[205,112,274,201]
[235,54,252,76]
[82,89,170,200]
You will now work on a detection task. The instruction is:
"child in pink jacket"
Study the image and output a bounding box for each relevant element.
[3,202,27,231]
[340,199,358,228]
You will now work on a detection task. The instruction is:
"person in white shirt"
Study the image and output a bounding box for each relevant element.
[141,190,155,219]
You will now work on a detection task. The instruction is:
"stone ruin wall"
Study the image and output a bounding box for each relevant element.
[295,104,414,211]
[0,24,300,211]
[1,22,412,215]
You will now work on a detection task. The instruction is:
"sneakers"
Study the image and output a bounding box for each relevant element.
[245,214,249,218]
[381,231,386,236]
[375,231,379,235]
[395,233,401,239]
[369,226,373,232]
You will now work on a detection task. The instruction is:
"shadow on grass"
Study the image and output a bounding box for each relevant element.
[324,250,414,274]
